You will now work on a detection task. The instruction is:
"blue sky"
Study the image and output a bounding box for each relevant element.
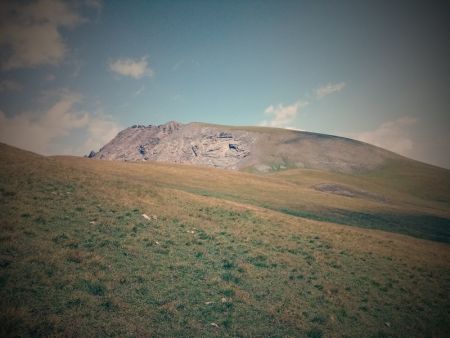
[0,0,449,168]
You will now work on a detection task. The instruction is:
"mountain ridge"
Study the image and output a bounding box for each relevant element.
[91,121,407,173]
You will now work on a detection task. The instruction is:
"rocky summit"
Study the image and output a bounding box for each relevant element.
[92,121,400,172]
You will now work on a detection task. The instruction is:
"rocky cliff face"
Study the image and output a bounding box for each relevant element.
[93,121,256,169]
[92,121,399,172]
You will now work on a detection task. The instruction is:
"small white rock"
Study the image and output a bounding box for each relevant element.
[210,323,219,328]
[142,213,151,220]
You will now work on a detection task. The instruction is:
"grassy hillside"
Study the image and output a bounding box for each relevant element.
[1,143,449,337]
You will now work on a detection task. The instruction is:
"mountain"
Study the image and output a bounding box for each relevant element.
[92,121,404,173]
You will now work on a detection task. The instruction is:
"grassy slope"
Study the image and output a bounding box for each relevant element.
[1,143,449,337]
[267,159,450,243]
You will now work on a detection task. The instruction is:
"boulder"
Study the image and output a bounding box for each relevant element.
[138,145,146,155]
[218,132,232,138]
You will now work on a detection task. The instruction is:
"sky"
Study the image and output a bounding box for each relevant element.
[0,0,449,168]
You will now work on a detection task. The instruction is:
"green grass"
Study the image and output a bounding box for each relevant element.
[0,143,449,337]
[279,208,450,243]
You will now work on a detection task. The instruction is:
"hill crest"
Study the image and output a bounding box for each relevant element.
[91,121,401,173]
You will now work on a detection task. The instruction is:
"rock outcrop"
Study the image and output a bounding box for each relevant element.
[93,121,255,169]
[92,121,401,173]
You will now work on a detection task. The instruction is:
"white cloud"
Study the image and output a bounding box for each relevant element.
[315,82,346,99]
[0,79,23,91]
[109,57,154,79]
[0,0,85,70]
[259,101,308,128]
[80,116,121,154]
[353,116,418,156]
[259,81,345,129]
[84,0,102,11]
[0,91,121,155]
